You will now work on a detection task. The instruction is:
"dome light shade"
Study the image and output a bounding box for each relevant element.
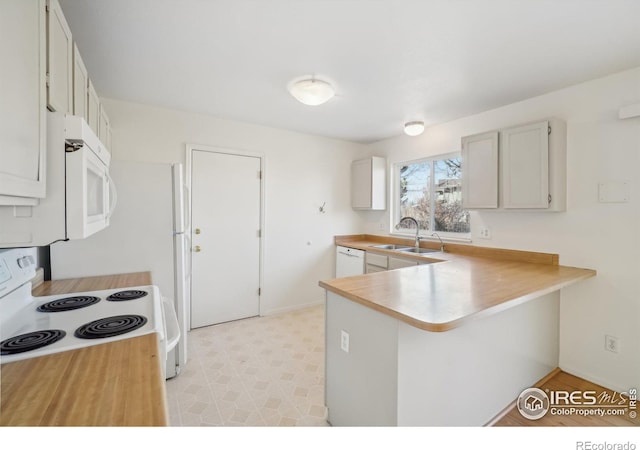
[288,77,335,106]
[404,121,425,136]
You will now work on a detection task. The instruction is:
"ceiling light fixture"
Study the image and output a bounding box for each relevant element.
[404,121,425,136]
[288,77,335,106]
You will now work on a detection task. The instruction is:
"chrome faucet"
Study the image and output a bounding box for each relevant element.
[431,232,445,252]
[396,216,421,250]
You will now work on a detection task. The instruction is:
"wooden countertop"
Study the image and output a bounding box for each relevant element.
[0,272,168,427]
[320,235,596,332]
[31,271,152,296]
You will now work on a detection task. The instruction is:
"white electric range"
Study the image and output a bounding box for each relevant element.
[0,247,178,371]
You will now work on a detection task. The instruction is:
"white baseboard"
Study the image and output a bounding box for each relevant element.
[260,298,325,317]
[559,364,629,394]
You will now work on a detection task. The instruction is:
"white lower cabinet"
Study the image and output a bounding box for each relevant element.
[388,256,425,270]
[365,251,387,273]
[366,251,427,272]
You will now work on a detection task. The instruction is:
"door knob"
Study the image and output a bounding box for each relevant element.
[193,245,201,252]
[194,228,201,235]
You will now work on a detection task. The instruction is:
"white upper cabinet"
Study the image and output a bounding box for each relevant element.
[460,118,566,212]
[99,103,112,151]
[351,156,386,210]
[72,43,88,121]
[461,131,498,209]
[501,119,566,211]
[0,0,47,203]
[501,121,550,209]
[46,0,72,114]
[71,32,111,150]
[87,79,100,135]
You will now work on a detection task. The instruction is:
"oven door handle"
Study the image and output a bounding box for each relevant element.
[106,171,118,220]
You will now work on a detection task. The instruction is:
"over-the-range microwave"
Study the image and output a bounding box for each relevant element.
[0,111,116,247]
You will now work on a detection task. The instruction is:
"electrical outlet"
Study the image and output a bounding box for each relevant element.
[479,227,491,239]
[605,335,620,353]
[340,330,350,353]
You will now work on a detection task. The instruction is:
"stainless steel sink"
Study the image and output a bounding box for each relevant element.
[371,244,412,250]
[398,247,439,254]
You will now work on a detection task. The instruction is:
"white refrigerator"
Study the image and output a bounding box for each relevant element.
[168,163,189,378]
[50,161,190,378]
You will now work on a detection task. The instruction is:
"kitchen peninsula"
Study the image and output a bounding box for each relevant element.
[319,235,596,426]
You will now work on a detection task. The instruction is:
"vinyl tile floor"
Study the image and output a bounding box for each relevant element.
[165,304,329,426]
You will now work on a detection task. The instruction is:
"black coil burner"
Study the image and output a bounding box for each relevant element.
[74,315,147,339]
[37,296,101,312]
[106,290,148,301]
[0,330,66,355]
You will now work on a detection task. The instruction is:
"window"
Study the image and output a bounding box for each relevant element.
[394,154,470,236]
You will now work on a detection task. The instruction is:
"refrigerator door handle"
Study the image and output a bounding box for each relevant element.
[162,296,181,353]
[183,183,191,231]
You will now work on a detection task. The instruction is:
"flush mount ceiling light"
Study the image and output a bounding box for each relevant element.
[404,121,425,136]
[288,77,335,106]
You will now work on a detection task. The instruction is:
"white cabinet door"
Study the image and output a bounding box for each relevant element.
[87,79,100,135]
[351,158,372,209]
[72,43,88,121]
[46,0,72,114]
[501,121,549,209]
[99,104,111,151]
[461,119,566,212]
[351,156,386,210]
[388,256,418,270]
[365,264,386,274]
[365,251,388,270]
[0,0,47,202]
[461,131,498,209]
[388,256,428,270]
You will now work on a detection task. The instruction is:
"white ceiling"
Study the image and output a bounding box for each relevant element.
[58,0,640,143]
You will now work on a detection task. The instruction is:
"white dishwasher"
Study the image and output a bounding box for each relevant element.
[335,246,365,277]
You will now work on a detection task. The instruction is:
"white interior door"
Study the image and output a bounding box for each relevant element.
[190,149,261,328]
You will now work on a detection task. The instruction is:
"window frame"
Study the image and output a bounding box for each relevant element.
[390,152,471,241]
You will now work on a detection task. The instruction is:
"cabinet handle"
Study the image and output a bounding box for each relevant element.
[194,228,201,235]
[193,246,201,252]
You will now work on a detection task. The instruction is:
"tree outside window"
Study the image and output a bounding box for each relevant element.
[396,155,470,234]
